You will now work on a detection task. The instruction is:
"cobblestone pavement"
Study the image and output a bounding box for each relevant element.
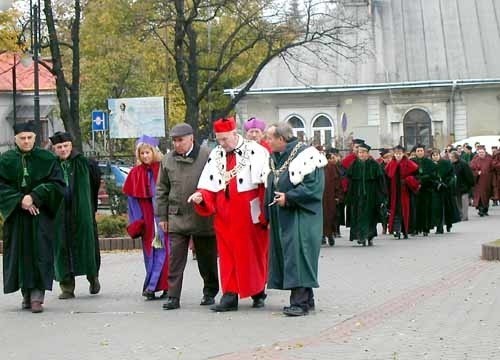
[1,207,499,360]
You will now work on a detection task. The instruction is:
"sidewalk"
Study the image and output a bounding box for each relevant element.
[1,207,499,360]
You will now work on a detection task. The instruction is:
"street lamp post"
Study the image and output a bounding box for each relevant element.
[30,0,42,147]
[1,0,42,146]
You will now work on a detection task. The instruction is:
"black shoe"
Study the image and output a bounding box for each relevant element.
[357,239,366,246]
[327,236,335,246]
[368,239,373,246]
[423,232,429,236]
[162,297,180,310]
[143,290,156,301]
[211,293,238,312]
[403,234,408,239]
[89,277,101,295]
[200,295,215,306]
[446,225,451,232]
[283,305,308,317]
[435,229,444,234]
[251,291,267,308]
[210,302,238,312]
[308,298,315,311]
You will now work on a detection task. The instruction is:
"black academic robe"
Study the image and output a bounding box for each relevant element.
[346,158,386,243]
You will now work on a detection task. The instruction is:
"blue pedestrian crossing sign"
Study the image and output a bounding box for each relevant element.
[92,110,108,131]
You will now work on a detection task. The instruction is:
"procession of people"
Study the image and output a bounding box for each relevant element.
[1,119,499,316]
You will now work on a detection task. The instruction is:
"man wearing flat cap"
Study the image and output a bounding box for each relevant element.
[346,142,387,246]
[0,122,65,313]
[156,123,219,310]
[50,131,102,299]
[188,117,270,312]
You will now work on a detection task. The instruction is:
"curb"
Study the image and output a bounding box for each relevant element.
[481,241,500,261]
[0,237,142,254]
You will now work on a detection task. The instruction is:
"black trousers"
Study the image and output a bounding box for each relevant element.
[290,287,314,310]
[168,233,219,299]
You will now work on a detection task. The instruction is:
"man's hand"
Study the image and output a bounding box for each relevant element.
[274,191,286,207]
[27,206,40,216]
[159,221,168,233]
[187,191,203,204]
[21,195,33,209]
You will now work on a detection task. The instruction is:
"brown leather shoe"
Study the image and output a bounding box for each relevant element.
[31,301,43,313]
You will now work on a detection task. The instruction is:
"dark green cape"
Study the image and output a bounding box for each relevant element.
[54,152,101,281]
[412,157,437,233]
[265,140,324,289]
[431,159,461,227]
[0,147,65,293]
[346,158,386,242]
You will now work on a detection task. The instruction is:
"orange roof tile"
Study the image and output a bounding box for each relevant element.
[0,52,56,92]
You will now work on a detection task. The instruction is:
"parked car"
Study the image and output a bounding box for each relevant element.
[97,162,131,208]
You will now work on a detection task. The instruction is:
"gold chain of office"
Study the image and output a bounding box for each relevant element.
[216,140,252,186]
[269,142,302,185]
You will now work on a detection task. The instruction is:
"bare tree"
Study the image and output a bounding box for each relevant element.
[142,0,368,135]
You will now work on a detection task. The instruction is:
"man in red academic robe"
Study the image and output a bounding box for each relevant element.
[385,145,420,239]
[188,117,270,312]
[470,146,494,216]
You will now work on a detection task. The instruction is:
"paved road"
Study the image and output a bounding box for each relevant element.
[1,207,499,360]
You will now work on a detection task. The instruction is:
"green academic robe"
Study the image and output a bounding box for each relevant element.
[412,157,437,234]
[346,158,386,243]
[0,147,65,294]
[54,151,101,281]
[431,159,461,229]
[265,140,325,290]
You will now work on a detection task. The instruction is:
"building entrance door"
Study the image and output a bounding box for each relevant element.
[403,109,432,150]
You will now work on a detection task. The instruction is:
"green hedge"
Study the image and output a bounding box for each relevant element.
[0,215,128,240]
[96,215,128,238]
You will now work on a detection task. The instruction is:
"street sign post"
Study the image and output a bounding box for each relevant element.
[91,110,108,152]
[92,110,107,131]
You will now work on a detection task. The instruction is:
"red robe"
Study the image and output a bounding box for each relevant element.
[322,161,344,236]
[340,152,357,193]
[385,157,420,234]
[470,155,494,207]
[194,152,268,298]
[492,151,500,201]
[259,139,272,153]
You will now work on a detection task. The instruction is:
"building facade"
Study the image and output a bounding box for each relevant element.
[228,0,500,150]
[0,52,63,152]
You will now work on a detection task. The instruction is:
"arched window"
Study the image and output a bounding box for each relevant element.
[403,109,432,150]
[286,115,306,142]
[312,114,334,147]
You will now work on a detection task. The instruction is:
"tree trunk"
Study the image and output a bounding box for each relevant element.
[43,0,83,152]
